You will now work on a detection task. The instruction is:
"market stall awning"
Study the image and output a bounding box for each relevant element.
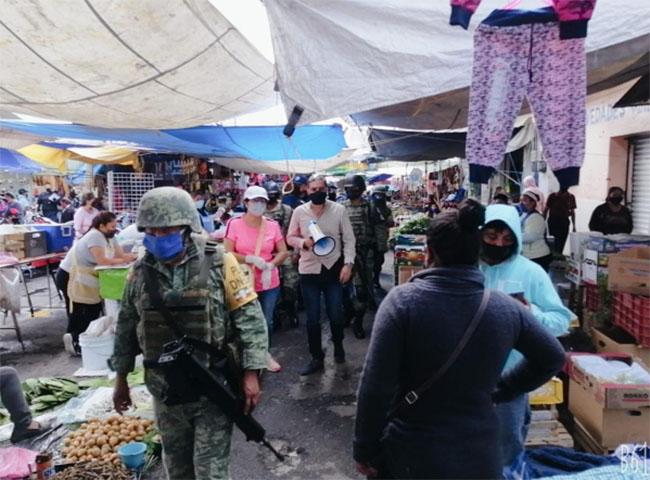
[266,0,650,129]
[614,73,650,108]
[1,120,349,172]
[1,121,346,159]
[18,144,137,172]
[0,0,274,128]
[0,148,44,173]
[369,128,466,162]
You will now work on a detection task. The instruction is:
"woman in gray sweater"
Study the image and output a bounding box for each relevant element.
[353,200,566,479]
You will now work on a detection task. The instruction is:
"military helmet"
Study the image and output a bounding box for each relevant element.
[293,174,308,186]
[264,180,281,198]
[344,174,366,191]
[136,187,202,233]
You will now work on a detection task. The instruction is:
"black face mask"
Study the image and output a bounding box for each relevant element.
[104,230,117,239]
[609,196,623,205]
[309,191,327,205]
[347,189,362,200]
[481,241,513,264]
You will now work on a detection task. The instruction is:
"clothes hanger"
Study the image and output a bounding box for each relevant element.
[503,0,554,9]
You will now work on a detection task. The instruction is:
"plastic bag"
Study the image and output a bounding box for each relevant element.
[0,269,21,313]
[0,446,37,479]
[83,316,116,337]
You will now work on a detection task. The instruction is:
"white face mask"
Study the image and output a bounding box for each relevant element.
[247,201,266,217]
[195,200,205,209]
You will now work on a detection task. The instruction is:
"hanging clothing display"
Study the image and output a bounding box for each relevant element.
[450,0,597,39]
[465,7,586,189]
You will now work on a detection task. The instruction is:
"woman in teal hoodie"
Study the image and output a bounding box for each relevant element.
[480,204,571,477]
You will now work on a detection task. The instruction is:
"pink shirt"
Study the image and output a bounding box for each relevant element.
[225,217,283,292]
[73,207,99,240]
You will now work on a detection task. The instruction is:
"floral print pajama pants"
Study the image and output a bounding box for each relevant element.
[466,19,586,189]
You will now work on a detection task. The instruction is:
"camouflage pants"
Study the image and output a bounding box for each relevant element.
[274,255,300,326]
[154,397,233,480]
[343,248,375,319]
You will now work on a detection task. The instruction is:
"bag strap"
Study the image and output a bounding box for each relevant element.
[388,288,491,418]
[254,218,266,258]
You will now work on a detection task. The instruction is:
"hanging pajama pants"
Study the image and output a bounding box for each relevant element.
[466,8,586,190]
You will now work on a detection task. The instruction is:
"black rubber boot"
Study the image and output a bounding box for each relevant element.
[300,359,324,376]
[352,314,366,339]
[333,342,346,364]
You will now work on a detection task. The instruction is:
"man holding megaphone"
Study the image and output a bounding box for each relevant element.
[287,174,357,376]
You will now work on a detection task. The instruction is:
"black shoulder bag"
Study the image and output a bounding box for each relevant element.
[388,281,491,419]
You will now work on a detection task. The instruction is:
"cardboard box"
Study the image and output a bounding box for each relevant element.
[567,352,650,449]
[567,353,650,409]
[592,327,650,367]
[396,266,423,285]
[394,245,427,267]
[569,379,650,449]
[582,249,608,285]
[608,247,650,296]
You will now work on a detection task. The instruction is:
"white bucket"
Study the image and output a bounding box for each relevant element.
[78,333,115,371]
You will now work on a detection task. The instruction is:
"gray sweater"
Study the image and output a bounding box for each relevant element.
[353,266,566,479]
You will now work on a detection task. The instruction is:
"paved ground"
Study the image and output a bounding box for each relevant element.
[1,258,395,479]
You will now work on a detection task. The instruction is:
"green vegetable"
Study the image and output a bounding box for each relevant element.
[21,377,80,413]
[396,216,431,235]
[79,367,145,390]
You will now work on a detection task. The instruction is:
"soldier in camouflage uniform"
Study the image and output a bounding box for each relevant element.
[370,185,394,289]
[342,174,376,339]
[111,187,268,480]
[263,181,299,328]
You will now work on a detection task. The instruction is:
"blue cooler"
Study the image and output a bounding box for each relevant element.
[32,223,74,253]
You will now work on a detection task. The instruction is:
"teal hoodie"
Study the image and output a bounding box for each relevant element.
[480,205,571,372]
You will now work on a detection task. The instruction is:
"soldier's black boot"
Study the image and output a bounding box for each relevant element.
[333,342,346,364]
[300,358,324,376]
[352,314,366,339]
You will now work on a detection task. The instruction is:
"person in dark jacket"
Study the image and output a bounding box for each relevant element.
[588,186,633,235]
[353,200,566,480]
[60,198,76,223]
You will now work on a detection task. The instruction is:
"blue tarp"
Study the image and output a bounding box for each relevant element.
[0,121,347,161]
[0,148,43,173]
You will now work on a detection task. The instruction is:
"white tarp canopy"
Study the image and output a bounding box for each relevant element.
[0,0,275,128]
[266,0,650,127]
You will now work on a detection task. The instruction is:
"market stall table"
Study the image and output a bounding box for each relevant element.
[0,253,66,351]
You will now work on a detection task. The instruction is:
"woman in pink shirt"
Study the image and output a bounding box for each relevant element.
[73,192,99,240]
[224,186,289,372]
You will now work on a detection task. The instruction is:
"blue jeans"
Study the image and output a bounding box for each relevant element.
[496,394,531,473]
[299,263,345,360]
[257,287,280,344]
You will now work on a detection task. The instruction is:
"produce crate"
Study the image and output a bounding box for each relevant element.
[613,292,650,347]
[529,377,563,405]
[98,267,130,300]
[584,284,602,312]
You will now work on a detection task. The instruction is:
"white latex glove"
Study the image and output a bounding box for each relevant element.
[245,255,267,270]
[261,268,272,290]
[263,262,275,271]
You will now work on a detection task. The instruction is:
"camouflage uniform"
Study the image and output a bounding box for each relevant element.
[342,198,375,335]
[264,201,299,328]
[111,187,268,480]
[370,200,393,286]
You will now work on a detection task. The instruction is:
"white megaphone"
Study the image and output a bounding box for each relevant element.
[308,220,336,257]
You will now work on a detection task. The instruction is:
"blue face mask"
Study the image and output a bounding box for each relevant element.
[143,232,184,261]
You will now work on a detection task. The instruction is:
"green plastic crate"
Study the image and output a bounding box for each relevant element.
[98,268,130,300]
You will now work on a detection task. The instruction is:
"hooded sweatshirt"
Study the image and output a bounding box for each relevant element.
[480,205,571,372]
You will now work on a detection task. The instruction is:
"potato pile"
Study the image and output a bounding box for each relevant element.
[61,416,154,465]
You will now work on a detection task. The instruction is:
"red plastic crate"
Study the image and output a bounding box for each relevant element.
[612,292,650,347]
[584,284,602,312]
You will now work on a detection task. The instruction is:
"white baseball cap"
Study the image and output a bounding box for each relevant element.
[243,186,269,201]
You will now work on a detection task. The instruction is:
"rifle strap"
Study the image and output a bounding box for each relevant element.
[142,244,218,341]
[387,287,490,419]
